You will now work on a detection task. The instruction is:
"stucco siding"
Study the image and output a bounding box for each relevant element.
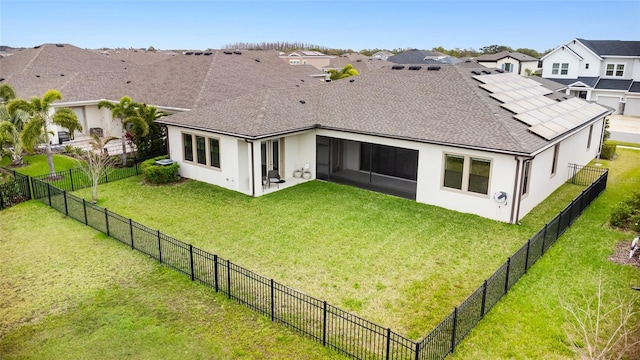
[517,119,603,219]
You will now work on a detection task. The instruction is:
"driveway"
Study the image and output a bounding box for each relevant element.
[607,115,640,144]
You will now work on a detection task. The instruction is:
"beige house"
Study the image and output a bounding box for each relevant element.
[279,50,335,69]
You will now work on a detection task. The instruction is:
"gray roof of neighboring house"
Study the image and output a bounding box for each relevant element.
[0,43,324,109]
[159,63,609,155]
[476,51,538,62]
[527,77,567,92]
[594,78,634,91]
[325,53,391,73]
[629,82,640,93]
[549,77,600,88]
[577,39,640,57]
[387,49,461,65]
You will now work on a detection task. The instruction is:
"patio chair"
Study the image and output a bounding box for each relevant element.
[266,170,283,189]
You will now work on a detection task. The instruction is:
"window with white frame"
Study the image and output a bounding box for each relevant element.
[605,63,625,77]
[502,63,514,72]
[182,132,221,169]
[561,63,569,75]
[442,153,491,195]
[552,63,560,75]
[289,60,300,65]
[587,125,594,149]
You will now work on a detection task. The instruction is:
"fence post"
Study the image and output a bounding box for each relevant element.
[270,279,275,322]
[322,301,327,346]
[386,328,391,360]
[227,259,231,299]
[129,218,135,249]
[157,230,162,263]
[105,171,109,184]
[480,280,488,318]
[451,307,458,353]
[524,239,531,272]
[214,254,219,292]
[47,182,51,206]
[135,162,139,175]
[415,340,421,360]
[25,176,32,200]
[105,208,110,236]
[505,257,511,293]
[0,184,4,210]
[541,223,547,256]
[69,169,74,191]
[63,191,68,216]
[82,199,88,225]
[189,244,194,281]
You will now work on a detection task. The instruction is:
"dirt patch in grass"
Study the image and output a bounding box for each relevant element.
[609,241,640,268]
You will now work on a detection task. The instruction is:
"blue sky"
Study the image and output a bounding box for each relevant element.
[1,1,639,52]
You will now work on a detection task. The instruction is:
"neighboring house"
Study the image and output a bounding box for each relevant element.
[541,38,640,115]
[387,49,461,65]
[279,50,336,69]
[476,51,539,76]
[157,65,610,223]
[1,44,611,223]
[322,53,391,75]
[372,51,394,61]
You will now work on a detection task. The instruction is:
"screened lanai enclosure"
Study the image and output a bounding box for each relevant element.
[316,136,418,199]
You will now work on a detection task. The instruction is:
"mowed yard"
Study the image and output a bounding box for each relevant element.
[0,201,346,359]
[70,159,584,338]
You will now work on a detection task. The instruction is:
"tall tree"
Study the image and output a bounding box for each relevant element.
[479,45,514,54]
[0,105,29,166]
[130,103,166,160]
[328,64,359,81]
[98,96,149,165]
[76,134,119,203]
[0,84,16,104]
[8,90,82,176]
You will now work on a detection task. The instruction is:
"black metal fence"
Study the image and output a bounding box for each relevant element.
[30,164,139,192]
[0,165,31,210]
[567,163,606,186]
[27,165,609,360]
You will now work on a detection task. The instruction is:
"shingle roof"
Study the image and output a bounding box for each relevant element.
[594,78,634,91]
[476,51,538,62]
[527,77,567,92]
[548,77,600,88]
[159,63,609,155]
[387,49,461,65]
[0,44,324,109]
[577,39,640,57]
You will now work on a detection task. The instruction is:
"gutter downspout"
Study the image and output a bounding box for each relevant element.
[510,156,521,224]
[246,139,255,197]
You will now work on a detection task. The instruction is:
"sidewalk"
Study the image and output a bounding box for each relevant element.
[607,115,640,143]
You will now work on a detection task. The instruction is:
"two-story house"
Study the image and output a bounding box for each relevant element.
[476,51,539,76]
[541,38,640,116]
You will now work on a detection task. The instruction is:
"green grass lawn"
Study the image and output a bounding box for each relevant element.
[69,162,587,339]
[450,148,640,359]
[0,201,346,359]
[1,154,79,177]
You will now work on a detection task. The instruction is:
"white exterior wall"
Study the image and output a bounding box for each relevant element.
[566,42,603,77]
[542,49,581,78]
[167,126,244,193]
[518,119,604,219]
[519,60,539,76]
[496,58,518,73]
[631,58,640,79]
[601,57,636,79]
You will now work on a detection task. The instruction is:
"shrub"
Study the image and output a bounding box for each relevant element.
[610,192,640,232]
[600,143,617,160]
[141,156,179,184]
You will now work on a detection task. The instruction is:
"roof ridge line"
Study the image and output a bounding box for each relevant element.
[452,65,528,153]
[193,51,220,108]
[21,46,44,74]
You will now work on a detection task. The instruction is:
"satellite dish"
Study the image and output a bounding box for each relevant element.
[493,191,508,203]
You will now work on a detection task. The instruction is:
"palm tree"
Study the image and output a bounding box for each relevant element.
[77,134,119,203]
[98,96,149,165]
[8,90,82,176]
[0,84,16,104]
[328,64,359,81]
[0,105,30,166]
[131,103,166,160]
